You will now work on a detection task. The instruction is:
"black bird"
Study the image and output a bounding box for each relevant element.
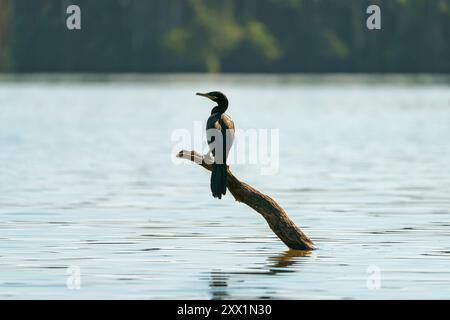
[196,91,235,199]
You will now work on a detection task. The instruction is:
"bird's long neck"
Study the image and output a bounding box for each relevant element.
[211,101,228,115]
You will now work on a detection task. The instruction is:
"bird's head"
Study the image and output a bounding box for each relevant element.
[196,91,228,108]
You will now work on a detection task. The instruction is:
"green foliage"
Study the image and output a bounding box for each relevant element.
[162,0,280,72]
[322,30,349,60]
[163,28,191,55]
[246,21,282,61]
[1,0,450,73]
[0,0,13,71]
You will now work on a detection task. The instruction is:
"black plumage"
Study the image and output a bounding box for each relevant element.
[196,91,235,199]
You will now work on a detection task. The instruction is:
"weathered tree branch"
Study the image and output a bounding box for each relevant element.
[177,150,315,250]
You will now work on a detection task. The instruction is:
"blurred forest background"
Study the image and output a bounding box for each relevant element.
[0,0,449,73]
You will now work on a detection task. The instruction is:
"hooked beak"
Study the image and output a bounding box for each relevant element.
[196,92,216,101]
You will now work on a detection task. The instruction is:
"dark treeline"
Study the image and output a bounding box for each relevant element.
[0,0,449,73]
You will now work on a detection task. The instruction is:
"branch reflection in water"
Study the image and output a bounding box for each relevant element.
[207,250,313,299]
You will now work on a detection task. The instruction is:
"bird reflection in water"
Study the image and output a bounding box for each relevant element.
[207,250,312,299]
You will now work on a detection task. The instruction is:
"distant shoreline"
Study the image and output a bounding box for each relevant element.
[1,73,450,85]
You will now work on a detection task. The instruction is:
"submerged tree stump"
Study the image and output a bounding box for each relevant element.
[177,150,315,250]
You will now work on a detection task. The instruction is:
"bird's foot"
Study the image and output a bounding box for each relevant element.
[203,152,215,165]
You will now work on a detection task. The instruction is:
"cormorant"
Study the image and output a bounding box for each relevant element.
[196,91,235,199]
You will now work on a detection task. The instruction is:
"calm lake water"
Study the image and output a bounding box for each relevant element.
[1,74,450,299]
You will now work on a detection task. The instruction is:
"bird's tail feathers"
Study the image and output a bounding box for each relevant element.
[211,163,227,199]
